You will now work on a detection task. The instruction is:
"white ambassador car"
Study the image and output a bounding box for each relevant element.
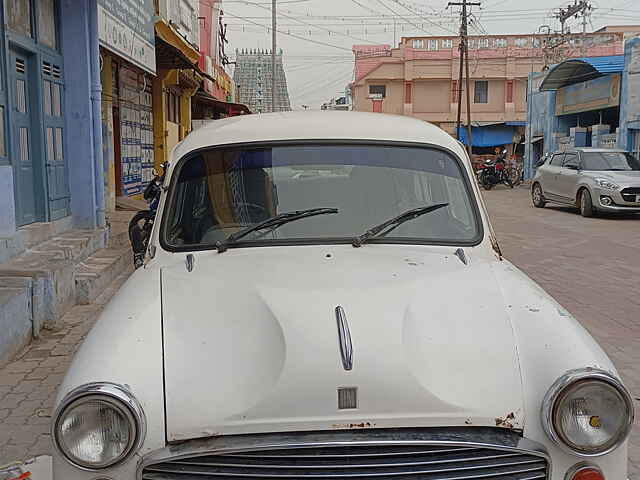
[52,112,633,480]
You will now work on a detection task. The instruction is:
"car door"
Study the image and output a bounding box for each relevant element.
[556,152,580,202]
[541,153,565,199]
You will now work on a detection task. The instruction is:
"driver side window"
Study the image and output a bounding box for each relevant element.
[550,153,565,166]
[563,153,579,169]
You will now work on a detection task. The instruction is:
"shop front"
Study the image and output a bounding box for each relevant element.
[525,55,628,177]
[98,0,157,207]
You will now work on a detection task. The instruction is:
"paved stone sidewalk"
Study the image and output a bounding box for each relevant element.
[484,186,640,479]
[0,271,130,464]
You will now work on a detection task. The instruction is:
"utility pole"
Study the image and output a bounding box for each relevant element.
[271,0,277,113]
[555,1,591,36]
[448,0,480,157]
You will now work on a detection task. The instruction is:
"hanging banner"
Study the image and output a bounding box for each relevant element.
[98,0,156,74]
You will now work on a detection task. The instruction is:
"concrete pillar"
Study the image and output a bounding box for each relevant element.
[570,127,588,147]
[100,53,116,213]
[59,0,105,229]
[591,124,610,148]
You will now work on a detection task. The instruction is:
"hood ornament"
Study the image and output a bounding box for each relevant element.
[335,306,353,371]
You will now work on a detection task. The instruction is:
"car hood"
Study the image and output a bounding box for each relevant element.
[586,170,640,182]
[161,245,524,442]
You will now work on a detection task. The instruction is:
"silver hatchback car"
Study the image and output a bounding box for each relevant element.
[531,148,640,217]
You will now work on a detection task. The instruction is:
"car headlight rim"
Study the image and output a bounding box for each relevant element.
[542,369,634,457]
[52,382,146,470]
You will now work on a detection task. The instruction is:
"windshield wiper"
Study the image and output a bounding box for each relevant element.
[216,207,338,253]
[352,204,449,248]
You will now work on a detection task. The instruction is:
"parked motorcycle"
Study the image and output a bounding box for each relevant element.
[129,162,167,269]
[477,156,514,190]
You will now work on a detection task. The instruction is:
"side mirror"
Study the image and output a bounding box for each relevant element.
[565,164,579,170]
[535,159,546,168]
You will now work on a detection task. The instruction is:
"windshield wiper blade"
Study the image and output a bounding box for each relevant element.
[216,207,338,253]
[352,203,449,248]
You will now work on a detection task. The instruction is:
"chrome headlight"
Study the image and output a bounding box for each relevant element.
[53,383,146,469]
[542,369,634,456]
[594,178,620,190]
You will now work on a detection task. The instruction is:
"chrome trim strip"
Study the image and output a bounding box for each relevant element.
[137,428,551,479]
[541,367,634,457]
[52,382,147,471]
[335,305,353,371]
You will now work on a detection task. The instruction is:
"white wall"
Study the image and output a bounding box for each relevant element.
[158,0,200,47]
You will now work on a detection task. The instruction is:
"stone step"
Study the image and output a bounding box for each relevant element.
[0,227,108,334]
[0,278,32,367]
[75,245,133,305]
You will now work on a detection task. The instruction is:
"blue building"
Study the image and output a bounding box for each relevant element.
[0,0,106,260]
[524,38,640,178]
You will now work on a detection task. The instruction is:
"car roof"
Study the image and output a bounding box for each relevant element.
[556,148,628,153]
[171,111,467,163]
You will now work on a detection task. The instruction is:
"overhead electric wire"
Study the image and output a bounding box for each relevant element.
[229,0,379,44]
[374,0,435,35]
[224,11,353,51]
[385,0,458,34]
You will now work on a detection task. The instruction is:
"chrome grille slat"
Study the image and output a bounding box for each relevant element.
[225,446,483,458]
[142,433,548,480]
[147,458,544,476]
[169,452,527,469]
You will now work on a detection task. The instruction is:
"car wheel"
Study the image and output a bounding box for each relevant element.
[532,183,546,208]
[579,189,595,217]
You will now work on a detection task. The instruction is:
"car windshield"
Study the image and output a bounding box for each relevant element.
[581,152,640,171]
[162,144,481,249]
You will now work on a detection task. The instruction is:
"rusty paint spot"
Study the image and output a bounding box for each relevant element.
[495,412,516,429]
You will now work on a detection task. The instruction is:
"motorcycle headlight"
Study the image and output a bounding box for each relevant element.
[542,369,634,456]
[53,383,145,469]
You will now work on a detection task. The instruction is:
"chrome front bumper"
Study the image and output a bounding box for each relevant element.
[138,428,550,479]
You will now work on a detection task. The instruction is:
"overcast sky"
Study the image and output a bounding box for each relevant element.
[222,0,640,109]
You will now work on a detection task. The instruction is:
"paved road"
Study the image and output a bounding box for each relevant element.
[0,186,638,477]
[483,185,640,478]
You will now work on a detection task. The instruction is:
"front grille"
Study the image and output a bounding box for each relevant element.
[621,188,640,203]
[142,436,548,480]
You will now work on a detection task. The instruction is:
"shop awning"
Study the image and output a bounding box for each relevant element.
[192,89,251,116]
[456,124,518,147]
[539,56,624,91]
[155,20,200,65]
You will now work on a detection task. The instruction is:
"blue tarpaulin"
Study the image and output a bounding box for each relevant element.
[456,125,516,147]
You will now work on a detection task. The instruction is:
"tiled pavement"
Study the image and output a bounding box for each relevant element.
[0,187,638,476]
[0,271,130,465]
[483,186,640,479]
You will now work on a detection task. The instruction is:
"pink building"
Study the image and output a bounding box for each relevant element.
[351,30,631,142]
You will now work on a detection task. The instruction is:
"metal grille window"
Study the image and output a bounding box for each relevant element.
[43,80,52,115]
[51,83,61,116]
[442,39,453,48]
[369,85,386,98]
[474,81,488,104]
[16,79,27,113]
[55,128,63,160]
[515,37,528,47]
[19,127,29,162]
[428,39,438,50]
[46,127,54,161]
[38,0,57,49]
[412,39,425,49]
[7,0,32,37]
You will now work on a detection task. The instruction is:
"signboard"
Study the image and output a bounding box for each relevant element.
[555,74,620,116]
[98,0,156,74]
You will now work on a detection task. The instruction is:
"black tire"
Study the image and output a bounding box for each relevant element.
[129,210,154,268]
[480,173,493,190]
[579,189,595,217]
[532,183,546,208]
